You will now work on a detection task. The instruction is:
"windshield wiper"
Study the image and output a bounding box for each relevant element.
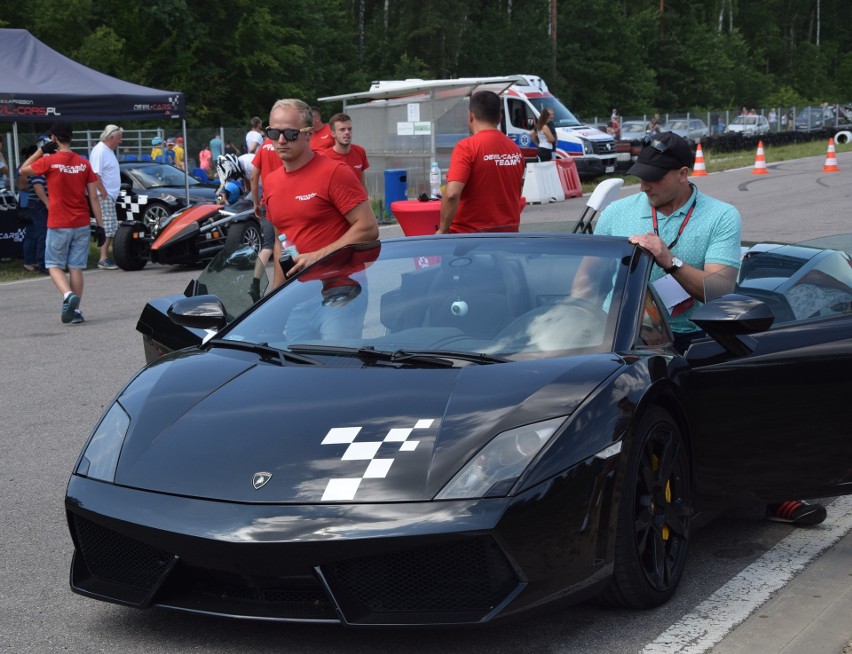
[207,339,323,366]
[286,344,507,367]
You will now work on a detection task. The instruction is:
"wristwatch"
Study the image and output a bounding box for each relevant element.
[664,256,683,274]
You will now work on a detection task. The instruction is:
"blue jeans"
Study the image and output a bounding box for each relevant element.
[23,202,48,268]
[285,284,368,342]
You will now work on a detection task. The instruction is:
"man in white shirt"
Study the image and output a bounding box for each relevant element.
[89,125,123,269]
[245,116,264,155]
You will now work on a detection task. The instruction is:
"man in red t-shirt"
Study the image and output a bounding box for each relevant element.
[309,105,334,152]
[263,99,378,289]
[322,113,370,188]
[20,122,104,324]
[437,90,524,234]
[250,137,283,218]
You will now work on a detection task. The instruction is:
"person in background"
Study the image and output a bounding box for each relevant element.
[245,116,264,155]
[531,108,557,161]
[437,90,525,234]
[646,113,661,135]
[150,137,164,160]
[20,122,105,325]
[248,132,283,301]
[323,112,370,187]
[0,135,8,190]
[20,143,48,273]
[224,140,239,156]
[89,124,123,270]
[210,132,223,164]
[162,138,177,165]
[173,137,185,170]
[309,105,334,152]
[198,145,212,176]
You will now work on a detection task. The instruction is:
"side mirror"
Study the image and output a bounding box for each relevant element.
[167,294,227,330]
[690,294,774,357]
[525,117,536,130]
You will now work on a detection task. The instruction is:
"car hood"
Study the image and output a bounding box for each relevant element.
[110,348,622,503]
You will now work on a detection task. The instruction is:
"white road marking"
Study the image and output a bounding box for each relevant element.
[642,495,852,654]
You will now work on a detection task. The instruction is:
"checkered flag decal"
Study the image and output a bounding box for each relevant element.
[320,419,434,501]
[116,190,149,221]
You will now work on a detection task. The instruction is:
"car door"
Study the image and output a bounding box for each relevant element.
[681,243,852,504]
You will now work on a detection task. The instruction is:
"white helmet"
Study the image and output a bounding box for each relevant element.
[215,154,242,182]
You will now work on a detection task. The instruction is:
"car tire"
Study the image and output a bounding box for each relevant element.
[113,223,149,271]
[224,219,263,254]
[141,201,170,230]
[602,406,692,608]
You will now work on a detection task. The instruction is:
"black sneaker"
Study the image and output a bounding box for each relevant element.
[70,309,85,325]
[765,500,827,526]
[61,293,80,323]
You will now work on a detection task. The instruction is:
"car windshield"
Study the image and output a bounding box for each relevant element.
[528,97,582,128]
[127,163,199,189]
[218,236,630,362]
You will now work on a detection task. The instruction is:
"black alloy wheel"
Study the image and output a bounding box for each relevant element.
[602,406,693,608]
[225,219,263,254]
[112,223,148,271]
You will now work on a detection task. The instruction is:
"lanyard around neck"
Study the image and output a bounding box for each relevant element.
[651,187,698,251]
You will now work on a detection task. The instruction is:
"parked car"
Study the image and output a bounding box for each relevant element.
[725,114,771,135]
[662,118,709,144]
[620,120,648,141]
[66,226,852,626]
[115,161,219,228]
[794,106,843,132]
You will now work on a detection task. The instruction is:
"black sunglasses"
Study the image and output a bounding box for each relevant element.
[265,126,311,142]
[642,135,668,153]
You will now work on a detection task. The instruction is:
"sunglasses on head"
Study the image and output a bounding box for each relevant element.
[642,135,668,153]
[265,126,311,142]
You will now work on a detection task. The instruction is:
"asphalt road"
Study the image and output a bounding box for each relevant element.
[1,151,850,653]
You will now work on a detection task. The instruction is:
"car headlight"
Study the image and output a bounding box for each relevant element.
[76,402,130,482]
[435,417,564,500]
[581,138,594,155]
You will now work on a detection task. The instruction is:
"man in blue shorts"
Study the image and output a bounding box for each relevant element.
[20,122,105,325]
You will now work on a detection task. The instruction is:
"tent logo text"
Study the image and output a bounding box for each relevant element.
[0,102,60,117]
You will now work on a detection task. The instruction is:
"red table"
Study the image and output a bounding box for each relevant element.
[390,199,441,236]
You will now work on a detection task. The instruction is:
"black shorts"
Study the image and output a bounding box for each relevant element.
[537,147,554,162]
[261,219,275,250]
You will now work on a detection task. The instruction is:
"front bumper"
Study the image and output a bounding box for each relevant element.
[66,453,617,625]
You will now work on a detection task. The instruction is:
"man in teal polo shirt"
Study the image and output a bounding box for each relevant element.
[595,131,741,342]
[594,130,826,527]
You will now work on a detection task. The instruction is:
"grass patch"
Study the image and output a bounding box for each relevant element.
[0,241,100,283]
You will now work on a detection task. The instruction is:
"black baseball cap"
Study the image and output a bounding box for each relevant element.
[627,131,695,182]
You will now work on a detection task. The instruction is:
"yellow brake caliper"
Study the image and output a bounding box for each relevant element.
[653,454,671,541]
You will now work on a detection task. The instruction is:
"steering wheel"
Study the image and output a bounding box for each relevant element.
[493,297,607,351]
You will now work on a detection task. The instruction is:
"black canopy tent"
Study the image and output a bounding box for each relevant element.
[0,28,190,197]
[0,28,185,124]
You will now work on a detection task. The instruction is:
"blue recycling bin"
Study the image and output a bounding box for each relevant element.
[384,168,407,216]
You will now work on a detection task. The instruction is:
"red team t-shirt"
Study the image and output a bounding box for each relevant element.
[310,124,334,152]
[30,151,98,229]
[264,154,367,254]
[251,138,284,205]
[322,145,370,180]
[446,129,524,233]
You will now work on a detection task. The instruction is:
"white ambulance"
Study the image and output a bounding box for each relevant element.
[500,74,617,178]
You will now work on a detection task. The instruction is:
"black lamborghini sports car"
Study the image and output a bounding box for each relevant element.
[65,230,852,626]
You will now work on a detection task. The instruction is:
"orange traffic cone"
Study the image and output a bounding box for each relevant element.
[692,144,708,176]
[822,138,839,172]
[752,141,768,175]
